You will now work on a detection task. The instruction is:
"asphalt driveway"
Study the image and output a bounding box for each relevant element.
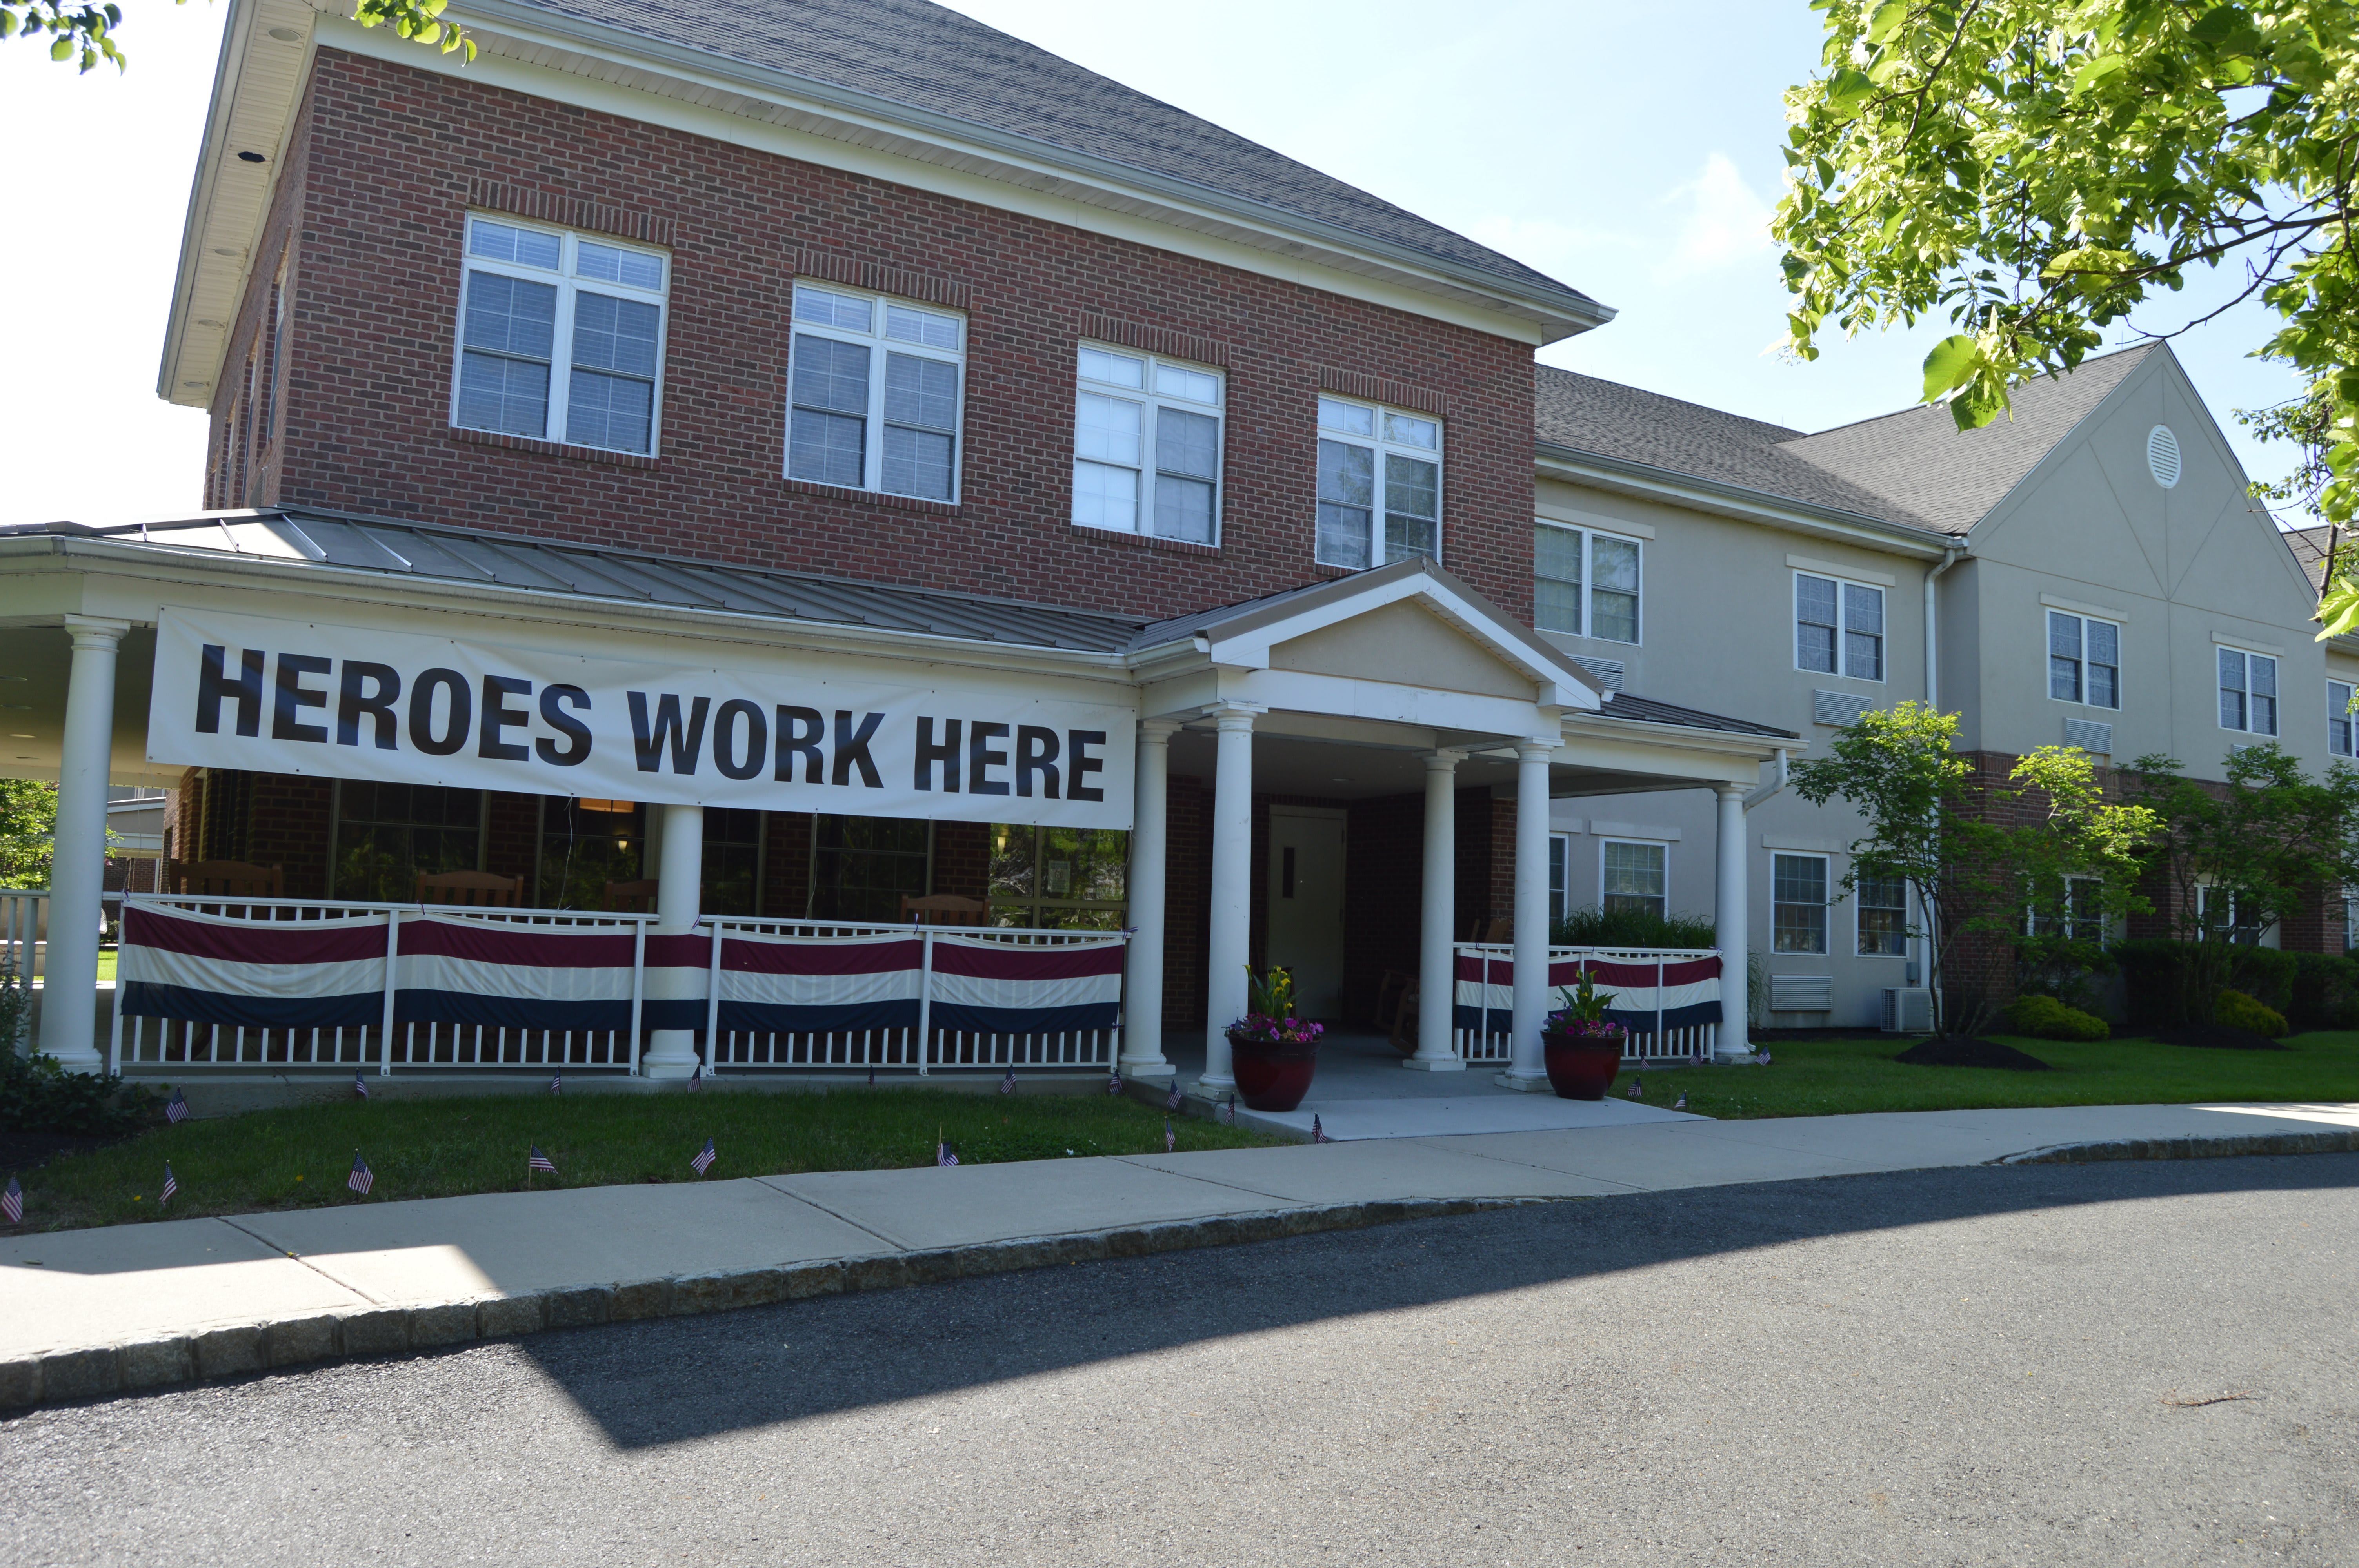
[5,1155,2356,1566]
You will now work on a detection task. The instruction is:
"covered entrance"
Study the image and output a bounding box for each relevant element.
[1,512,1789,1094]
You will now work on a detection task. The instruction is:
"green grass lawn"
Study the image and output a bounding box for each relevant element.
[1634,1030,2359,1120]
[8,1087,1285,1233]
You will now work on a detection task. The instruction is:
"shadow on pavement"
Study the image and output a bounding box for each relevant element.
[509,1152,2359,1450]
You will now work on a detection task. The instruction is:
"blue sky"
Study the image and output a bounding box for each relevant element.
[0,0,2315,529]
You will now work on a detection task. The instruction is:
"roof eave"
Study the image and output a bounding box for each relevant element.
[1534,441,1959,559]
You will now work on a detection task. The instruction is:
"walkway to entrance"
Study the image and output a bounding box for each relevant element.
[1167,1028,1699,1140]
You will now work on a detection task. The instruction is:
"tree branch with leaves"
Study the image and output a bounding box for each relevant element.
[3,0,473,73]
[1772,1,2359,602]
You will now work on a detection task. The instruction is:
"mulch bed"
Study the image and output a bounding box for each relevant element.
[1892,1036,2053,1072]
[2151,1024,2289,1052]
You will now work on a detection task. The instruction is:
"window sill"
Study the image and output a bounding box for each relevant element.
[451,426,660,470]
[783,477,960,517]
[1070,524,1219,558]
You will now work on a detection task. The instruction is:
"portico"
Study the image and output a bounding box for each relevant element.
[2,512,1788,1082]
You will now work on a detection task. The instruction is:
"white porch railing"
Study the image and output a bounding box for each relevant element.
[1452,944,1723,1066]
[107,894,1126,1076]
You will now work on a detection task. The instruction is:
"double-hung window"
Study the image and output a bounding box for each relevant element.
[2331,680,2355,757]
[1795,572,1883,681]
[1533,522,1641,643]
[787,284,965,503]
[2048,611,2121,708]
[1856,874,1907,956]
[1599,840,1667,920]
[1548,833,1572,926]
[1070,346,1223,543]
[1316,397,1441,569]
[454,216,668,455]
[1772,853,1830,954]
[2219,646,2279,735]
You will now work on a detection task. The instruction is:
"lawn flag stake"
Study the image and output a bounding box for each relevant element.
[1656,955,1665,1060]
[378,909,400,1077]
[627,918,646,1076]
[3,1176,22,1225]
[915,927,935,1076]
[703,916,723,1080]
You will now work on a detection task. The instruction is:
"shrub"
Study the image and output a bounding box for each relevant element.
[2003,993,2110,1041]
[2212,988,2290,1038]
[2288,951,2359,1032]
[1552,906,1718,950]
[0,969,156,1136]
[2111,939,2304,1027]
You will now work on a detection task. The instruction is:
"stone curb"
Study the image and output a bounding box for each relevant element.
[1995,1127,2359,1165]
[0,1194,1537,1412]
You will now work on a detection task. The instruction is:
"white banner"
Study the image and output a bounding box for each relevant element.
[148,608,1136,829]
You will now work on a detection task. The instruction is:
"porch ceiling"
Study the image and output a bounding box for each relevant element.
[1166,724,1755,803]
[0,623,169,789]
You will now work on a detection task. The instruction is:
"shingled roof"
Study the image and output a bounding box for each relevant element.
[507,0,1598,316]
[1536,344,2162,537]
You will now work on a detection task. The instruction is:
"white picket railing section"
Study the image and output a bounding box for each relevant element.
[1451,944,1722,1066]
[105,894,1124,1076]
[701,917,1122,1073]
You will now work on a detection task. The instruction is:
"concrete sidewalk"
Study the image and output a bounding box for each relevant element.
[6,1099,2359,1408]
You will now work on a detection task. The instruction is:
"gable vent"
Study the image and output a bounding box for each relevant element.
[2147,425,2182,489]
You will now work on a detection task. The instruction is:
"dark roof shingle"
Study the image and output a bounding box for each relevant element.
[508,0,1597,312]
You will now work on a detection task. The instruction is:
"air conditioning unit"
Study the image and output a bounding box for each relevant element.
[1881,987,1934,1033]
[1768,973,1834,1013]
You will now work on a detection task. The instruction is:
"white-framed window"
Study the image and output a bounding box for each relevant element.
[1856,873,1907,956]
[453,215,669,456]
[1534,521,1641,644]
[2330,680,2354,758]
[2198,883,2273,946]
[1599,839,1667,920]
[1548,832,1572,926]
[1796,573,1883,681]
[2048,610,2121,708]
[1316,396,1442,570]
[2029,876,2106,942]
[1772,852,1830,954]
[786,282,966,503]
[2219,646,2279,735]
[1070,345,1223,543]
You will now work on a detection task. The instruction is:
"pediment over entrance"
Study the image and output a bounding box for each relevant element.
[1269,597,1536,700]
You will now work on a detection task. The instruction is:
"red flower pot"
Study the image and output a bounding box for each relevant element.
[1542,1031,1624,1100]
[1227,1030,1319,1112]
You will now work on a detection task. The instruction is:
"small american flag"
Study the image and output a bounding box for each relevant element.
[165,1088,190,1124]
[2,1177,21,1225]
[353,1067,369,1099]
[1627,1075,1644,1100]
[1000,1067,1016,1094]
[867,1065,876,1086]
[160,1163,178,1206]
[1164,1118,1175,1152]
[1673,1092,1688,1111]
[936,1140,959,1167]
[691,1138,716,1175]
[1165,1080,1184,1112]
[527,1145,557,1174]
[691,1064,704,1092]
[1219,1093,1236,1125]
[1106,1070,1123,1096]
[348,1151,373,1196]
[1313,1115,1332,1144]
[549,1070,563,1095]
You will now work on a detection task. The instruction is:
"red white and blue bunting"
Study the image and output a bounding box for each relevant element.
[1453,952,1722,1038]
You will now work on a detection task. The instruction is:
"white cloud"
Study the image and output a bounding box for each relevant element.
[1659,152,1775,278]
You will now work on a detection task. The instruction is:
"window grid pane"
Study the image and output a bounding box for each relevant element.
[1796,575,1838,674]
[1534,525,1582,635]
[2334,682,2355,757]
[1772,853,1829,955]
[1316,439,1375,567]
[1601,841,1666,918]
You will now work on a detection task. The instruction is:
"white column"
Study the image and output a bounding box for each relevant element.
[39,617,128,1071]
[642,801,705,1078]
[1714,783,1753,1062]
[1199,701,1262,1091]
[1120,719,1180,1078]
[1407,748,1465,1070]
[1498,739,1559,1090]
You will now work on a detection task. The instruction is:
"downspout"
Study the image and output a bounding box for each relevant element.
[1916,545,1963,1001]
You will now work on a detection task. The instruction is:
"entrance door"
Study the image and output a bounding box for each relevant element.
[1265,807,1347,1020]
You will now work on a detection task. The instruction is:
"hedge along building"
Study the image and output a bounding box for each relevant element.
[0,0,1789,1084]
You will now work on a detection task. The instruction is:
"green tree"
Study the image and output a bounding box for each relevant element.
[4,0,471,73]
[1771,2,2359,591]
[2121,744,2359,1021]
[1790,702,2158,1034]
[0,780,57,889]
